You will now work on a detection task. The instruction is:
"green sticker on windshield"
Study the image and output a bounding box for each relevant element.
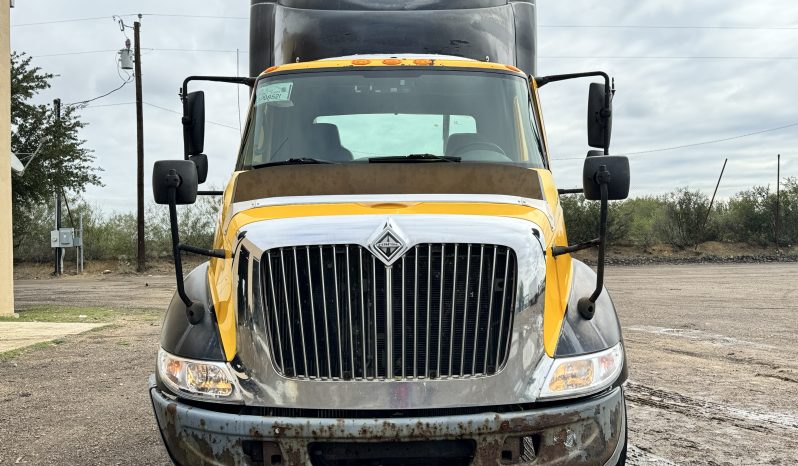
[256,82,293,106]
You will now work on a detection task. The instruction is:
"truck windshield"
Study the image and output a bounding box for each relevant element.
[238,69,545,169]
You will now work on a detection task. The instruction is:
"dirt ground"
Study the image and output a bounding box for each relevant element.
[1,262,797,465]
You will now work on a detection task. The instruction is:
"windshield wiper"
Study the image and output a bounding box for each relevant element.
[368,153,461,163]
[252,157,336,169]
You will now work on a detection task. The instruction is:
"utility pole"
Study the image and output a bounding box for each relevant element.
[53,98,62,276]
[134,16,145,272]
[775,154,781,247]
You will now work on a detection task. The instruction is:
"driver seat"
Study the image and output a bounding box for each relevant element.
[306,123,354,162]
[445,133,490,156]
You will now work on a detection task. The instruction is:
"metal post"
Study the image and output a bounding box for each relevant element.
[79,215,84,273]
[702,158,728,233]
[53,192,60,275]
[134,17,145,272]
[777,153,781,244]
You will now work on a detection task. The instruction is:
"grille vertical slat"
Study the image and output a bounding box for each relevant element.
[370,256,379,379]
[436,244,445,378]
[318,247,332,378]
[413,246,418,377]
[472,245,485,375]
[448,244,458,377]
[291,247,309,377]
[483,247,498,374]
[425,244,432,377]
[345,246,356,379]
[496,251,511,371]
[305,247,320,378]
[278,250,298,376]
[265,252,285,373]
[401,255,406,378]
[460,245,471,377]
[261,243,516,381]
[332,246,344,379]
[359,248,367,379]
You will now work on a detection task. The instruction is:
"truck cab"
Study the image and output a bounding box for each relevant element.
[149,2,631,465]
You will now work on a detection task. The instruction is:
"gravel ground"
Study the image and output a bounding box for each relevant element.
[1,262,797,465]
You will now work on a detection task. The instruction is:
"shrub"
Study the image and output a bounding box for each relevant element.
[560,194,631,245]
[655,188,712,248]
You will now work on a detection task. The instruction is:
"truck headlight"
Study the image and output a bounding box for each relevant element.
[539,343,624,400]
[157,348,242,403]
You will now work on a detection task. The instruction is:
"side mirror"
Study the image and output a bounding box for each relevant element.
[189,154,208,184]
[587,82,612,149]
[583,155,630,201]
[152,160,198,205]
[183,91,205,156]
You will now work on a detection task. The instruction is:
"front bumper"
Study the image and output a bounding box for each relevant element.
[150,376,626,466]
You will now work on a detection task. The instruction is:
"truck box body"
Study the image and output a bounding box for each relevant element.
[249,0,537,76]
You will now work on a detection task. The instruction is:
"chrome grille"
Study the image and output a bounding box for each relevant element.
[260,244,516,380]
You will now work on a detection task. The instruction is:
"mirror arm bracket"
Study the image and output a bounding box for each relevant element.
[181,75,256,103]
[575,166,611,320]
[552,165,612,321]
[165,171,226,324]
[551,238,600,257]
[534,71,612,154]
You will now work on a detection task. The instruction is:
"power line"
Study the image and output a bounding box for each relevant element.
[33,48,798,60]
[552,121,798,161]
[143,102,239,130]
[30,48,249,59]
[14,14,798,31]
[541,56,798,60]
[64,79,132,107]
[81,101,136,109]
[30,49,119,58]
[540,24,798,31]
[140,13,247,20]
[80,101,240,130]
[12,14,137,28]
[12,13,246,28]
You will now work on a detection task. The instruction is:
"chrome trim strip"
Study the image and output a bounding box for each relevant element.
[385,265,393,379]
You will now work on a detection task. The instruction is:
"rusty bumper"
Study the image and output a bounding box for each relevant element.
[150,377,625,466]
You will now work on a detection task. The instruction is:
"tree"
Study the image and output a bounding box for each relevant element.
[10,52,101,249]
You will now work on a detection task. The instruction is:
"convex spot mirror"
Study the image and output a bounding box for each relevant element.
[582,155,630,201]
[587,82,612,149]
[152,160,198,205]
[189,154,208,184]
[183,91,205,156]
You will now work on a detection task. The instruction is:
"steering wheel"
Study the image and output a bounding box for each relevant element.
[452,141,507,156]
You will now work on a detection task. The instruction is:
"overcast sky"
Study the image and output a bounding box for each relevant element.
[10,0,798,212]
